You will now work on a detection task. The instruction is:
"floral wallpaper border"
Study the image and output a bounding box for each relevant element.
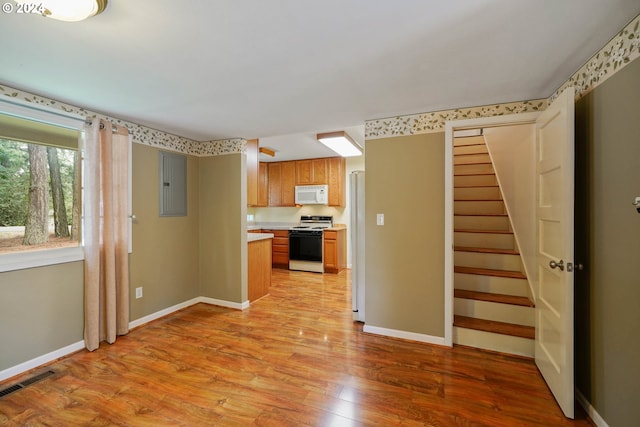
[0,85,245,157]
[366,14,640,139]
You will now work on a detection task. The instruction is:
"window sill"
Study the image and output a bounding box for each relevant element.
[0,246,84,273]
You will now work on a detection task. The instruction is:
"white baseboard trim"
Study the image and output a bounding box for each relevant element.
[576,388,609,427]
[198,297,250,310]
[363,324,446,346]
[2,296,250,383]
[0,340,85,382]
[128,297,201,329]
[129,296,249,330]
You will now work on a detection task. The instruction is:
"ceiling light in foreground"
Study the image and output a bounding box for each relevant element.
[16,0,108,22]
[317,131,363,157]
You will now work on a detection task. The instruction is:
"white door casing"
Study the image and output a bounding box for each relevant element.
[444,112,540,347]
[534,86,575,419]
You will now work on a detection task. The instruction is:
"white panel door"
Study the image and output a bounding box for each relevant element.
[535,87,575,419]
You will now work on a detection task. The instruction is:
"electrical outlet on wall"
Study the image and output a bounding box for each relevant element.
[135,287,143,299]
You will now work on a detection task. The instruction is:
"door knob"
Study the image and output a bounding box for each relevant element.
[549,259,565,271]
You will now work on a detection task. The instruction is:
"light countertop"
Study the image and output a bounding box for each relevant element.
[247,232,274,242]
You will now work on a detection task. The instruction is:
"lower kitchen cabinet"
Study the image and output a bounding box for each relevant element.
[248,238,272,302]
[263,229,290,268]
[323,228,346,273]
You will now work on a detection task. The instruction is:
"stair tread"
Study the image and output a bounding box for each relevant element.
[454,266,526,279]
[454,199,503,202]
[454,185,499,188]
[453,142,486,147]
[454,289,534,307]
[455,229,513,235]
[454,315,535,339]
[454,246,520,255]
[453,162,493,166]
[454,213,508,217]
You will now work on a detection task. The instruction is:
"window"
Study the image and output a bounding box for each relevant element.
[0,101,84,272]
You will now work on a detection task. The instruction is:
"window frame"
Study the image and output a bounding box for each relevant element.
[0,100,132,273]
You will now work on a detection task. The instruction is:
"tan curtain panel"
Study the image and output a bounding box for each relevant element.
[83,119,130,351]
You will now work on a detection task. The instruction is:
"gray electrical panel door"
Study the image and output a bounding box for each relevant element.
[159,151,187,216]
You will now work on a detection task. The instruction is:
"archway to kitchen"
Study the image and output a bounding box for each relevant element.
[246,125,365,315]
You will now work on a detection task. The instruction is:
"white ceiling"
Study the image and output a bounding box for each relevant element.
[1,1,639,157]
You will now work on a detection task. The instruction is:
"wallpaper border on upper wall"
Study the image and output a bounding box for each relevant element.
[0,85,245,157]
[365,14,640,139]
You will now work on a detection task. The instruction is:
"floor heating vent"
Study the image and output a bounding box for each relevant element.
[0,369,55,398]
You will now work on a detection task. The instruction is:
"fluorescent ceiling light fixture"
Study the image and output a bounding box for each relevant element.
[317,131,363,157]
[15,0,108,22]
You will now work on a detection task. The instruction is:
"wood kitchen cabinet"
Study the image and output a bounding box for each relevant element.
[262,229,290,268]
[257,162,268,207]
[246,139,259,207]
[327,157,345,207]
[296,158,327,185]
[268,161,296,207]
[323,228,346,273]
[265,157,344,207]
[248,237,272,302]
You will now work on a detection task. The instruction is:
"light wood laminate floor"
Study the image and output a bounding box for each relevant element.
[0,269,593,426]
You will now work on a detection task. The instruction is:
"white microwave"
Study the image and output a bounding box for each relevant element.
[295,185,328,205]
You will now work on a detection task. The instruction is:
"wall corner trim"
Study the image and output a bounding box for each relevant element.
[363,325,447,347]
[576,389,610,427]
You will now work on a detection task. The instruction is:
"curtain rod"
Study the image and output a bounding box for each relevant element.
[84,119,122,133]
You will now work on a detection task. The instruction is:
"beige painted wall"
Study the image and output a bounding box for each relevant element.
[364,133,445,337]
[199,153,247,303]
[575,57,640,427]
[0,262,83,371]
[130,144,201,320]
[483,124,537,298]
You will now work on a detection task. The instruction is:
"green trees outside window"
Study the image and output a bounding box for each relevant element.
[0,138,79,252]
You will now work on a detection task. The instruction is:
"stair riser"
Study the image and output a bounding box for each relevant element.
[454,215,511,231]
[454,163,495,175]
[454,201,506,215]
[454,175,498,187]
[454,187,502,200]
[454,153,492,165]
[453,145,488,155]
[454,136,485,147]
[454,298,534,326]
[455,251,523,271]
[454,232,515,250]
[453,327,534,357]
[454,273,529,297]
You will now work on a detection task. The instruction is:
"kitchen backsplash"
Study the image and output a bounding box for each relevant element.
[248,205,347,226]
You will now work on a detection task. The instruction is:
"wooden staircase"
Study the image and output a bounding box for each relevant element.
[453,136,535,357]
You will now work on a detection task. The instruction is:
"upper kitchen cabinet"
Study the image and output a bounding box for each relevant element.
[268,161,296,207]
[246,139,259,207]
[257,162,268,207]
[296,158,327,185]
[327,157,345,207]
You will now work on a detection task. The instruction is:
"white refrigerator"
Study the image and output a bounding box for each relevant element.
[350,171,365,322]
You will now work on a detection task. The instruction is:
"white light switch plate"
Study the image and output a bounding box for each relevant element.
[376,213,384,226]
[135,287,143,299]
